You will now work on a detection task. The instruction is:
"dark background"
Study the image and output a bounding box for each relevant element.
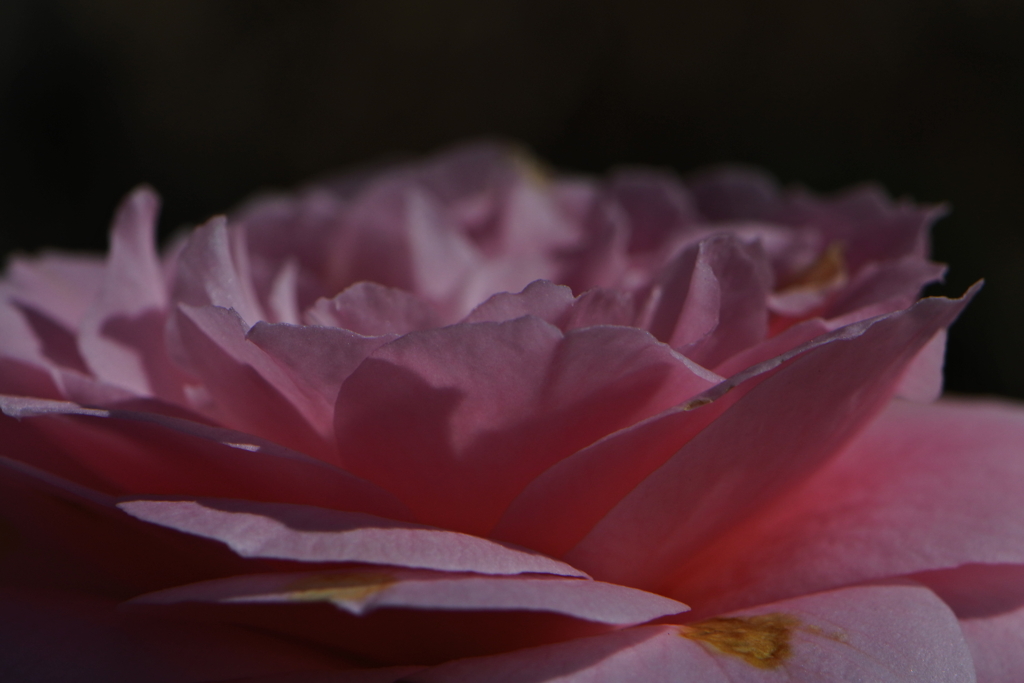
[1,0,1022,398]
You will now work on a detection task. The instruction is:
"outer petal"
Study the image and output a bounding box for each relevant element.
[561,291,971,590]
[118,497,588,578]
[410,583,973,683]
[667,397,1024,617]
[1,395,411,520]
[128,567,686,665]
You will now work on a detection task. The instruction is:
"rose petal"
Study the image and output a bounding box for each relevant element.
[642,234,772,367]
[462,279,635,330]
[335,316,717,534]
[409,582,972,683]
[304,282,441,336]
[246,321,395,408]
[117,497,588,578]
[2,252,105,330]
[129,567,685,623]
[560,290,973,590]
[127,567,687,664]
[1,394,412,520]
[77,186,190,401]
[666,395,1024,617]
[171,216,266,326]
[171,304,333,455]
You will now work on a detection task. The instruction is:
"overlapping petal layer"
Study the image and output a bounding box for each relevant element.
[0,142,1018,681]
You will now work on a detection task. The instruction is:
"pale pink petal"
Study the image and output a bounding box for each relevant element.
[894,329,947,402]
[461,280,576,327]
[77,186,188,401]
[130,568,685,623]
[171,304,333,455]
[246,321,395,408]
[900,563,1024,682]
[118,497,588,578]
[492,293,965,558]
[642,233,773,366]
[171,217,266,325]
[666,396,1024,617]
[304,282,440,336]
[1,394,412,520]
[0,587,347,683]
[411,583,972,683]
[128,568,686,664]
[561,290,972,590]
[3,252,105,330]
[335,317,717,534]
[462,280,636,330]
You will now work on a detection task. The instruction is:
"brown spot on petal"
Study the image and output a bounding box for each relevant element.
[781,242,848,293]
[680,613,798,669]
[284,571,395,603]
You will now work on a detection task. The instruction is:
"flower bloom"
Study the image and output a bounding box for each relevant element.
[0,143,1021,682]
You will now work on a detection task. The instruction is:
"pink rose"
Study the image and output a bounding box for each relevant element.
[0,142,1019,682]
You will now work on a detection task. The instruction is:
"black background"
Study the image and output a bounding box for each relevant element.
[2,0,1022,398]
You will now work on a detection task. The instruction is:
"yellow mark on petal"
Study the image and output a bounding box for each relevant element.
[781,242,848,293]
[680,613,799,669]
[682,396,714,411]
[283,572,394,603]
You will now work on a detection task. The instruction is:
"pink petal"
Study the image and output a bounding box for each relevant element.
[77,186,187,401]
[1,394,412,520]
[117,497,588,578]
[603,168,701,253]
[643,234,772,367]
[411,582,972,683]
[335,316,717,534]
[2,252,105,330]
[0,587,347,683]
[130,568,685,623]
[560,290,973,590]
[127,568,686,664]
[304,282,440,335]
[171,304,333,455]
[246,321,395,408]
[824,257,947,321]
[667,395,1024,617]
[171,216,266,325]
[461,280,635,330]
